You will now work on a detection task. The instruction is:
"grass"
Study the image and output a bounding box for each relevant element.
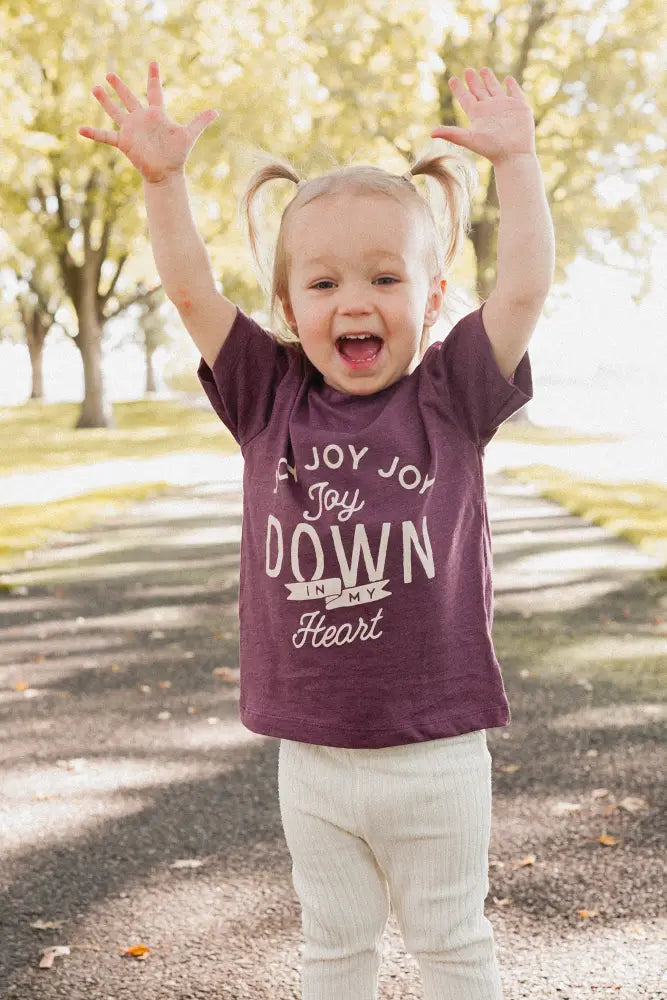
[0,398,237,576]
[0,482,174,574]
[503,464,667,576]
[0,398,236,476]
[494,421,621,446]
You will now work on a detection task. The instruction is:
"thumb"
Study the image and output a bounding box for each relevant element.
[430,126,471,148]
[188,109,219,143]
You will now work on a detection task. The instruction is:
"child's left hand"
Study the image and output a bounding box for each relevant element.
[431,67,536,166]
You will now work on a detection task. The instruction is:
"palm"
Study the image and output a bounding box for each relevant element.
[463,97,534,160]
[116,107,192,181]
[79,62,218,184]
[431,67,535,165]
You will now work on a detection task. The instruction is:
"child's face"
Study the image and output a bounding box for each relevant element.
[282,191,445,395]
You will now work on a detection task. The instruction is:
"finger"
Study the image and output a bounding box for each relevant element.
[187,109,219,143]
[448,75,477,116]
[105,71,142,113]
[463,67,489,100]
[91,85,125,127]
[430,126,470,149]
[78,125,119,147]
[505,75,523,98]
[147,61,164,108]
[479,67,503,97]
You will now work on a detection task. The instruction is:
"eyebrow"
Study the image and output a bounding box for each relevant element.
[303,253,407,267]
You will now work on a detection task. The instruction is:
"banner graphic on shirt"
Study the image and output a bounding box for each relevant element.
[285,578,391,607]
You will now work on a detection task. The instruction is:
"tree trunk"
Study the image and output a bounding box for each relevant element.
[74,275,114,428]
[28,340,44,399]
[75,325,114,427]
[145,345,157,394]
[18,293,48,401]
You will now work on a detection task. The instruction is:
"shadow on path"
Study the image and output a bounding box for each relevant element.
[0,475,664,999]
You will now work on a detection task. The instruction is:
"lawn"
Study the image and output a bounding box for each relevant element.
[0,398,236,476]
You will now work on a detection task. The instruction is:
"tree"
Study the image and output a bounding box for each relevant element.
[2,0,663,430]
[0,0,331,426]
[434,0,666,304]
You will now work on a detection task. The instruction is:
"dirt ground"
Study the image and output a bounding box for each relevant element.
[0,472,665,999]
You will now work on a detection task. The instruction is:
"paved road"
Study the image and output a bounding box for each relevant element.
[0,473,665,999]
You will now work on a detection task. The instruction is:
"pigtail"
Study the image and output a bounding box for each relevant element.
[239,154,304,346]
[404,150,477,275]
[240,159,301,280]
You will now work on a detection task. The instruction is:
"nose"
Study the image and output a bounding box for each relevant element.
[336,283,374,315]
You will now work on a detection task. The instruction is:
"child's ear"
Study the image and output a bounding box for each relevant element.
[281,297,297,330]
[424,278,447,328]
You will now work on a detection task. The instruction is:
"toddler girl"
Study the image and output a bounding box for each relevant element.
[80,60,554,1000]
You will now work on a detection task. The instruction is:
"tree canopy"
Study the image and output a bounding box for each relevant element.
[0,0,664,423]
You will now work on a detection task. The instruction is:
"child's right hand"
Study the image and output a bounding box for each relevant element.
[78,61,218,185]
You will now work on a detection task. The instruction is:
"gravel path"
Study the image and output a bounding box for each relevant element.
[1,472,665,999]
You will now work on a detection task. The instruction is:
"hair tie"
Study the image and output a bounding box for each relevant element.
[401,170,414,183]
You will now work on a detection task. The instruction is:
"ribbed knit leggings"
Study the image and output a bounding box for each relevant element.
[278,729,503,1000]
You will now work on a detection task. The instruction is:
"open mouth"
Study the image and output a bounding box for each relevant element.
[335,334,384,365]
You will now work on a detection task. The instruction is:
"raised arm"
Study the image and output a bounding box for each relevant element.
[432,67,555,379]
[79,61,237,367]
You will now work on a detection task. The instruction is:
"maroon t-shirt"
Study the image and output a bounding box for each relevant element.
[198,303,533,748]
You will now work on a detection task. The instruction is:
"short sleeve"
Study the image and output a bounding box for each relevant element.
[197,308,293,448]
[419,303,533,448]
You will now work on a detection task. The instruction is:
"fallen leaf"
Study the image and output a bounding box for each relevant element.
[576,908,600,918]
[187,706,200,714]
[492,897,512,907]
[512,854,536,869]
[111,664,122,673]
[496,763,521,773]
[138,684,151,694]
[618,796,648,814]
[212,666,239,683]
[599,834,622,846]
[56,758,87,773]
[39,946,70,969]
[157,711,171,721]
[591,788,610,799]
[551,801,582,816]
[30,920,63,930]
[170,859,205,869]
[157,680,172,689]
[122,944,150,960]
[15,681,30,691]
[519,669,536,678]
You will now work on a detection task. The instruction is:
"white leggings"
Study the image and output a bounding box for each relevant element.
[278,729,503,1000]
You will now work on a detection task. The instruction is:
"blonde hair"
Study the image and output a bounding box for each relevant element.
[240,148,477,353]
